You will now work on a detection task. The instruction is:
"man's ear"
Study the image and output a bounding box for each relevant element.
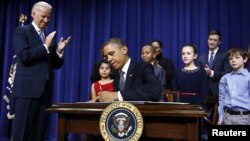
[121,46,128,54]
[218,40,222,46]
[31,11,35,18]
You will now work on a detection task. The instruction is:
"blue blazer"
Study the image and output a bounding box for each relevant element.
[197,49,231,96]
[113,61,162,101]
[13,24,63,98]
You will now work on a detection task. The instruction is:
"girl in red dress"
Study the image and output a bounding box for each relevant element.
[90,60,114,102]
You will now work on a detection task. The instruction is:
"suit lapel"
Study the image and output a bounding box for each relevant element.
[113,71,120,91]
[205,52,209,64]
[29,24,44,44]
[125,61,136,90]
[210,49,221,68]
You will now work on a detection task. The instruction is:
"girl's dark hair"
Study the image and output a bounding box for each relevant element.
[90,59,114,82]
[183,44,198,54]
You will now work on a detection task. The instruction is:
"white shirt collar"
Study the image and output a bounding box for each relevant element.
[121,58,131,75]
[209,47,219,55]
[32,21,43,33]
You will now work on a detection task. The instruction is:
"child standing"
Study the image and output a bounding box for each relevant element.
[173,44,208,106]
[218,47,250,125]
[90,60,114,102]
[141,44,166,88]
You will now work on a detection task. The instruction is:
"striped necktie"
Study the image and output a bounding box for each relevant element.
[209,52,214,68]
[39,30,45,43]
[119,71,125,91]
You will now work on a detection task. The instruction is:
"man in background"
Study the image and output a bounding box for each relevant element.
[198,30,231,96]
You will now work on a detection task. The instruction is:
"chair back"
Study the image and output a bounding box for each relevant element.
[163,89,181,102]
[203,96,218,125]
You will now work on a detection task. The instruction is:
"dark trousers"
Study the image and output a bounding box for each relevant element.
[12,81,51,141]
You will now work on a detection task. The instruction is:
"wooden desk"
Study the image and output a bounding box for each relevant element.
[46,102,207,141]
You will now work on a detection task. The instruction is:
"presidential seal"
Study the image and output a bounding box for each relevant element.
[100,102,143,141]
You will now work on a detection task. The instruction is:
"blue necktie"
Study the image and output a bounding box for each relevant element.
[209,52,214,68]
[119,71,125,91]
[39,30,45,43]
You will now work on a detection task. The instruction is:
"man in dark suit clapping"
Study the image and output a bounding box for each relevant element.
[95,38,162,102]
[198,30,231,96]
[12,1,71,141]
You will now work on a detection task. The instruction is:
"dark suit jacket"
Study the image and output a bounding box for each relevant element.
[197,49,231,96]
[13,24,63,98]
[153,63,166,88]
[156,53,175,89]
[113,61,162,101]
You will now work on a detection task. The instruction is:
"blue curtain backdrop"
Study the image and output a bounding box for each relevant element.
[1,0,250,140]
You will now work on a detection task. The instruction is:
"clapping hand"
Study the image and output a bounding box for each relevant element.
[57,36,71,54]
[45,31,56,47]
[204,64,212,76]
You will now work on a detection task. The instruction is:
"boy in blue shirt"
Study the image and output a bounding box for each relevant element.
[218,47,250,125]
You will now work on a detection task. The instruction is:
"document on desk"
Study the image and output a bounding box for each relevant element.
[76,101,146,104]
[76,101,189,105]
[76,101,110,104]
[146,101,190,105]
